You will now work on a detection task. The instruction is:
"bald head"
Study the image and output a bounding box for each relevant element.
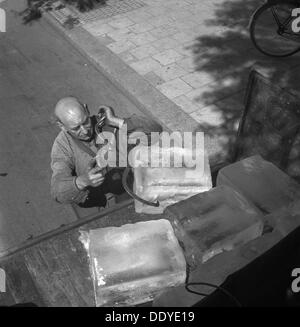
[54,97,93,141]
[54,97,86,127]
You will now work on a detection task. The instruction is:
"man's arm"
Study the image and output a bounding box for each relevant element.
[50,139,88,204]
[98,105,125,129]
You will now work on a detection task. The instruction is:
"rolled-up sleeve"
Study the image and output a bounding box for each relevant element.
[51,139,88,204]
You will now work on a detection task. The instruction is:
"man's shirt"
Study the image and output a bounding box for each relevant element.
[50,114,162,205]
[50,126,97,204]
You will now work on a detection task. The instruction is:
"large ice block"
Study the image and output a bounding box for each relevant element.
[164,185,264,265]
[132,143,212,214]
[83,219,186,306]
[217,155,300,214]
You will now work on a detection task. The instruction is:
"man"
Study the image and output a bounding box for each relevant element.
[51,96,162,208]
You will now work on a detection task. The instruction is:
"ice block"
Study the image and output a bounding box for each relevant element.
[132,144,212,214]
[217,155,300,214]
[83,219,186,306]
[164,185,264,265]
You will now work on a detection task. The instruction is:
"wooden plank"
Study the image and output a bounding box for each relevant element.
[0,258,45,306]
[24,233,94,306]
[0,200,289,307]
[0,199,134,259]
[0,204,165,306]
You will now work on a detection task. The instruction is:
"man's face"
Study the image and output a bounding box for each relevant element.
[62,105,94,141]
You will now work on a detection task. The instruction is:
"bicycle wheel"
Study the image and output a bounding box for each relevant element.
[250,0,300,57]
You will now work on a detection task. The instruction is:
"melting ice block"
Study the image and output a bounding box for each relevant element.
[85,219,186,306]
[164,185,264,265]
[217,155,300,214]
[132,144,212,214]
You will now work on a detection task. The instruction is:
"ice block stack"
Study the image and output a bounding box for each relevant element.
[82,155,300,307]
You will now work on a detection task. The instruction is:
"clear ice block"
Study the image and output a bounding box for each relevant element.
[165,185,264,265]
[217,155,300,214]
[82,219,186,306]
[132,144,212,214]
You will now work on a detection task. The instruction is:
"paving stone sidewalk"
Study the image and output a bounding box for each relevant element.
[49,0,300,163]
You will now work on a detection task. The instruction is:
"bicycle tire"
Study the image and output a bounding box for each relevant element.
[250,0,300,57]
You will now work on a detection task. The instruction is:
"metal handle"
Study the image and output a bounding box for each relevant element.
[122,167,160,207]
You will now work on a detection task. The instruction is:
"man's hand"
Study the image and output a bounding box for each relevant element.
[75,159,105,190]
[98,105,125,128]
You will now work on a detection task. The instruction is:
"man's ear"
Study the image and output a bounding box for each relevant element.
[51,115,65,130]
[56,120,65,131]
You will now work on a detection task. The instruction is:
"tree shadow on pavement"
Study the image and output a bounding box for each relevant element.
[190,0,300,165]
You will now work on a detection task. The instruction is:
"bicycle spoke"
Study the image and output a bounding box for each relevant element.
[273,5,295,31]
[271,7,282,27]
